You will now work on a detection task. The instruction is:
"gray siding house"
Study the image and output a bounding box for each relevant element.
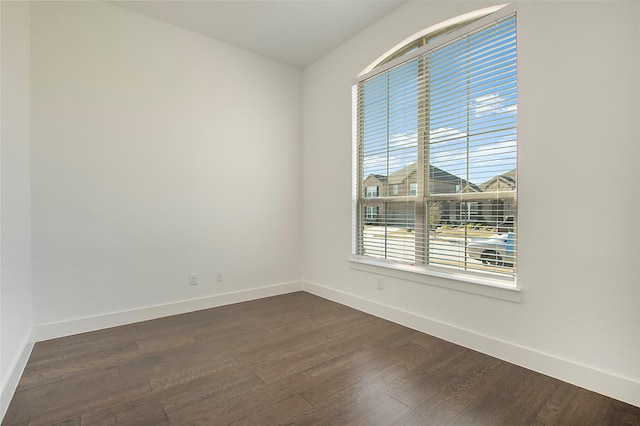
[362,163,515,228]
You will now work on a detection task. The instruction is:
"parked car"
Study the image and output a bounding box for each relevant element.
[468,232,515,267]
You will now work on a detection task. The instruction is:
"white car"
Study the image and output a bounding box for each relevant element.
[468,232,515,267]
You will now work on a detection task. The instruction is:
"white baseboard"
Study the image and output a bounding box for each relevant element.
[34,281,304,342]
[1,333,34,421]
[1,281,303,423]
[303,280,640,408]
[18,279,640,410]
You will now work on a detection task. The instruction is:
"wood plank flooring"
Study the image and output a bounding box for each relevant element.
[4,292,640,425]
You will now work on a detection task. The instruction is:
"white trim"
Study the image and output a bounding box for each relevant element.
[1,282,303,421]
[302,281,640,408]
[357,3,514,82]
[34,281,304,341]
[1,333,34,421]
[9,281,638,414]
[350,257,521,302]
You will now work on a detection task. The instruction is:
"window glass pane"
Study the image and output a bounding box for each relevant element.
[359,58,420,264]
[361,59,419,181]
[429,17,517,192]
[356,10,517,279]
[427,199,516,276]
[359,202,418,264]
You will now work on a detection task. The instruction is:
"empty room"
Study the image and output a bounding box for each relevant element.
[1,0,639,424]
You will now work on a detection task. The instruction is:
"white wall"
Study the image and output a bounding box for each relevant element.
[5,0,637,414]
[303,1,640,405]
[0,0,33,418]
[31,2,303,330]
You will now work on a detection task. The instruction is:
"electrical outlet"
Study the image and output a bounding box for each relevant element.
[376,277,384,290]
[189,273,198,286]
[216,272,223,282]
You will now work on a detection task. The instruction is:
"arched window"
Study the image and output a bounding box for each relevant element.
[353,4,517,283]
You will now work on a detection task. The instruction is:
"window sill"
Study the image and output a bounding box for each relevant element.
[349,257,522,303]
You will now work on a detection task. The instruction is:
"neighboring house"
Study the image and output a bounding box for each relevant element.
[480,169,516,192]
[363,174,388,197]
[477,169,517,225]
[362,164,515,227]
[362,174,387,224]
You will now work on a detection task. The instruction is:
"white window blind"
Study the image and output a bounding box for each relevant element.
[354,8,517,279]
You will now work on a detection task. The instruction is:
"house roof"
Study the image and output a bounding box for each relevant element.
[388,163,417,185]
[364,174,388,184]
[480,169,517,191]
[386,162,481,192]
[364,163,482,192]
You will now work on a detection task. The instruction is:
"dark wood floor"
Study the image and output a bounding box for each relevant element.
[4,292,640,425]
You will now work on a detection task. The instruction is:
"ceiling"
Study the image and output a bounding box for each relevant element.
[108,0,408,69]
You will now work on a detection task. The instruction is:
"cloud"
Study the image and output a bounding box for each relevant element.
[362,132,419,176]
[430,127,467,144]
[389,132,417,149]
[429,128,515,184]
[426,128,467,180]
[363,154,417,177]
[473,93,517,117]
[363,128,516,185]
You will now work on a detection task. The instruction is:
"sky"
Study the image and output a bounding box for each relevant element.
[360,15,517,188]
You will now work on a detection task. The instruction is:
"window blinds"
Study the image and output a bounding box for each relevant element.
[354,9,517,278]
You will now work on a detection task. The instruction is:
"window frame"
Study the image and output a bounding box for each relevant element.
[352,4,519,294]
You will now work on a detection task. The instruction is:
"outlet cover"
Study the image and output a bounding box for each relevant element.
[189,273,198,286]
